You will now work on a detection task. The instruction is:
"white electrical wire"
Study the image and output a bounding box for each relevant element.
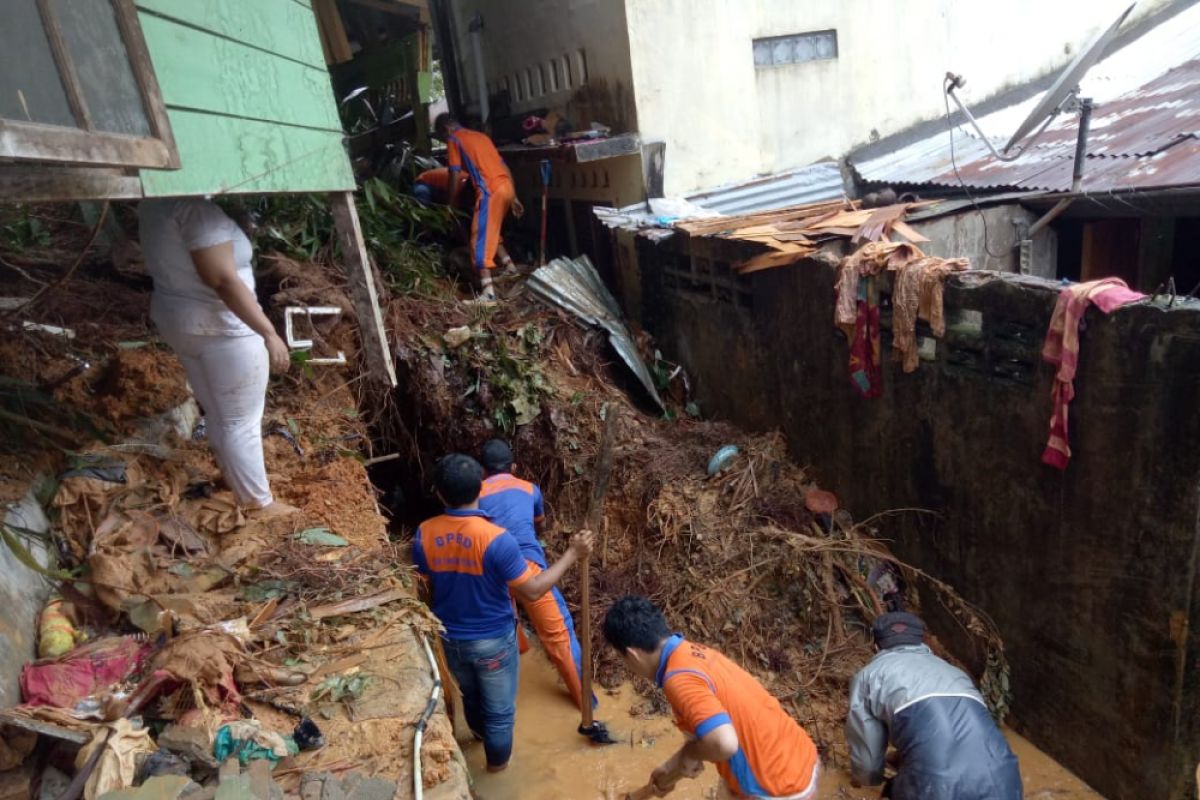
[413,634,442,800]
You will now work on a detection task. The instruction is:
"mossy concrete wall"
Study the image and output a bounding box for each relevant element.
[631,234,1200,800]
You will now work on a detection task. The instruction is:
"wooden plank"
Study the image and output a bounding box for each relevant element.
[135,0,326,69]
[139,14,341,132]
[114,0,181,168]
[330,192,398,388]
[312,0,354,65]
[0,118,171,168]
[139,109,354,196]
[36,0,92,130]
[0,165,143,202]
[890,220,931,244]
[0,712,93,745]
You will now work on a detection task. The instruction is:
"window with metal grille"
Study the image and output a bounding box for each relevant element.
[752,30,837,68]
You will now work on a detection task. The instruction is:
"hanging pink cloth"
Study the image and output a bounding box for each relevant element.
[1041,278,1145,470]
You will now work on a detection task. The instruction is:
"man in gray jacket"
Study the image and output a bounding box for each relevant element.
[846,612,1022,799]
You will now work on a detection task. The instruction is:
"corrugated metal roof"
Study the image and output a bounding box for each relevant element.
[854,59,1200,193]
[528,255,666,411]
[685,161,845,215]
[852,3,1200,195]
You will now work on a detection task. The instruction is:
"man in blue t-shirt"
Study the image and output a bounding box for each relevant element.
[414,454,592,771]
[477,439,594,712]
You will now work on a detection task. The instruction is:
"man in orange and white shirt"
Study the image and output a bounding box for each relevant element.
[604,596,821,799]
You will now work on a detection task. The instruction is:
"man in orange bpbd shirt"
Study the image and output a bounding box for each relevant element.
[414,454,593,771]
[413,166,472,210]
[433,113,524,304]
[604,596,821,799]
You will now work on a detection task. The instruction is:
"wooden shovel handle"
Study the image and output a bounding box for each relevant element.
[581,407,619,728]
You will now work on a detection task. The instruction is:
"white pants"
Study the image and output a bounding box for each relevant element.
[160,329,273,508]
[716,761,821,800]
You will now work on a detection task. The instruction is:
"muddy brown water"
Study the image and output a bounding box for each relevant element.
[456,645,1104,800]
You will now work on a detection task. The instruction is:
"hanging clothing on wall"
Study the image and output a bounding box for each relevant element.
[848,277,883,398]
[1041,278,1146,470]
[890,256,970,373]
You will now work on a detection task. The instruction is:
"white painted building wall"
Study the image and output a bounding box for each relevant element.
[446,0,638,133]
[624,0,1170,195]
[444,0,1171,197]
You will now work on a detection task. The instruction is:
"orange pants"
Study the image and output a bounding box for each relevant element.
[471,177,514,269]
[512,562,593,712]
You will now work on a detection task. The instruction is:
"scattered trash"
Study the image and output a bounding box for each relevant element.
[294,528,349,547]
[37,597,82,659]
[137,749,191,782]
[156,724,219,771]
[705,445,740,477]
[213,720,296,766]
[77,718,156,800]
[443,326,471,349]
[20,636,150,709]
[803,489,839,516]
[292,719,324,752]
[268,425,305,457]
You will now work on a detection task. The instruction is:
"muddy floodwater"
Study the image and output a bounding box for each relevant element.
[457,645,1104,800]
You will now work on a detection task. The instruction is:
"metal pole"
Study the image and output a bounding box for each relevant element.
[468,14,489,125]
[1027,97,1092,238]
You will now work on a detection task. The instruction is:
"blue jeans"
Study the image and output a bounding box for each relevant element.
[442,628,519,767]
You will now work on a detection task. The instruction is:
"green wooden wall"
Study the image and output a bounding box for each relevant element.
[137,0,354,196]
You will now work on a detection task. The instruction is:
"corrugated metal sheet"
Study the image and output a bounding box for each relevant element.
[853,57,1200,194]
[685,161,845,215]
[528,255,666,411]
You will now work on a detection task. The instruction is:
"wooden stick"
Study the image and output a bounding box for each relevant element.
[581,406,619,730]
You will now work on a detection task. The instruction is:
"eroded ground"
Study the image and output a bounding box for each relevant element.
[464,648,1103,800]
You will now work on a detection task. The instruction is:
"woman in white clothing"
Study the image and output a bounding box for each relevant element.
[138,198,293,515]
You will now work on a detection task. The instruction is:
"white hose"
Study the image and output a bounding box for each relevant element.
[414,633,442,800]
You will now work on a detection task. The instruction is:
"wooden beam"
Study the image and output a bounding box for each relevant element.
[36,0,93,131]
[0,166,143,202]
[0,712,92,745]
[0,118,172,169]
[344,0,425,19]
[313,0,354,64]
[112,0,181,168]
[330,192,397,388]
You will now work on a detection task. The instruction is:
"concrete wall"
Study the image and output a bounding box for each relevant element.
[909,205,1058,277]
[629,234,1200,800]
[0,488,53,709]
[623,0,1170,196]
[445,0,637,133]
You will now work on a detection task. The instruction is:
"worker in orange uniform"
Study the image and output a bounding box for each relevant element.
[477,440,595,714]
[604,596,821,799]
[434,113,524,303]
[413,166,473,210]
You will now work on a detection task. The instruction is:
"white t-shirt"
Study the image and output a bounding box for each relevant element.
[138,198,257,336]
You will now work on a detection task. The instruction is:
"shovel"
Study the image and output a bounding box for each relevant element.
[578,405,620,745]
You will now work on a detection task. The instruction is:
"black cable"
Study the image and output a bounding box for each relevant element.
[943,83,1008,260]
